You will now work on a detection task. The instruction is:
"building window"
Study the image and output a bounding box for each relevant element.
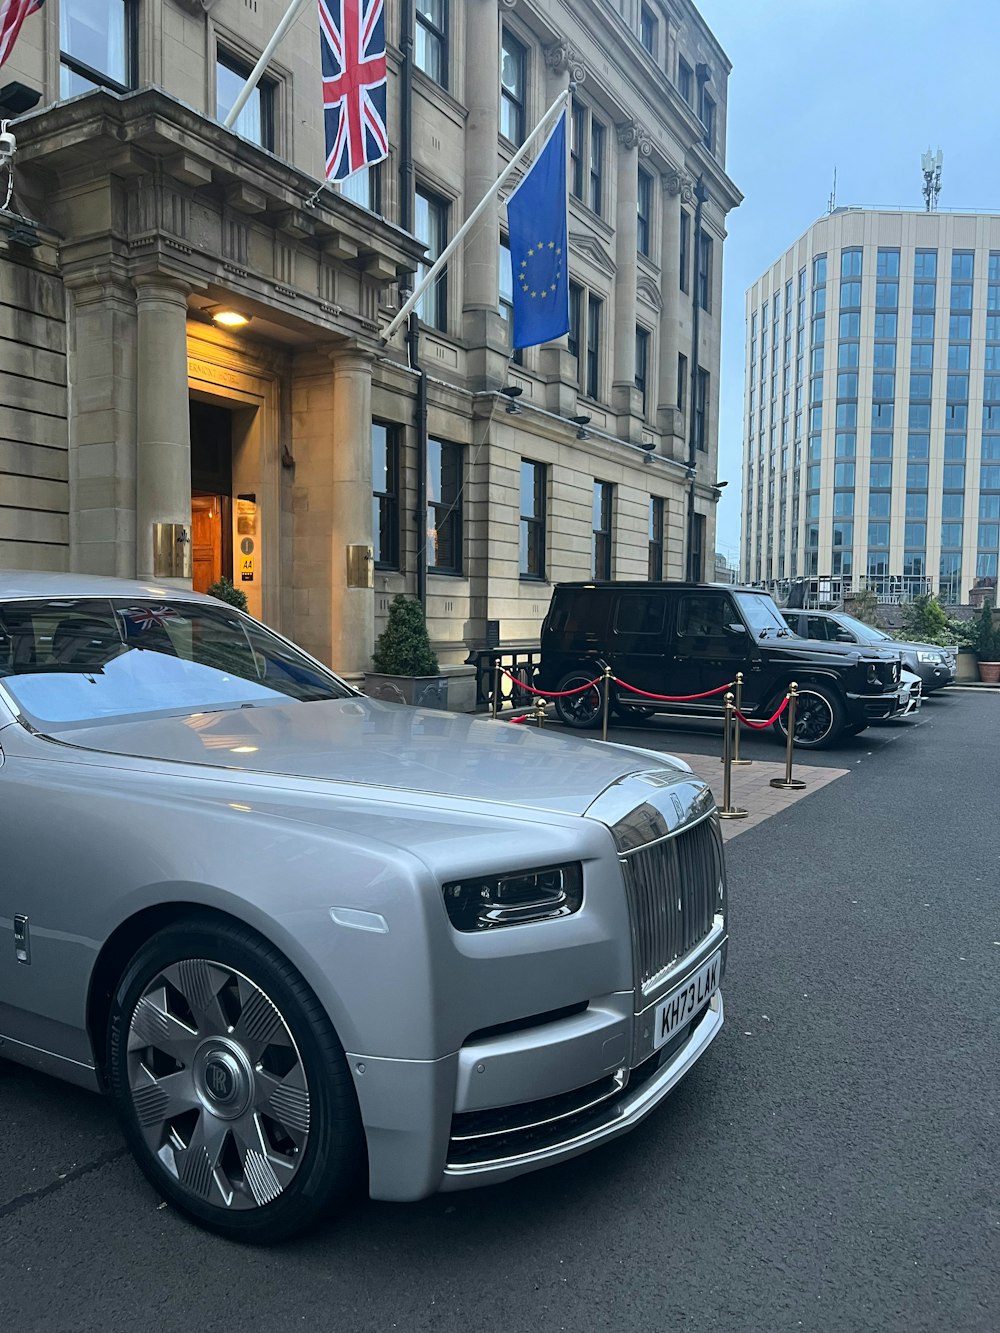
[415,0,448,87]
[648,496,665,579]
[677,352,688,415]
[339,163,382,212]
[593,481,614,579]
[697,231,712,311]
[498,235,523,366]
[635,326,650,414]
[694,368,709,451]
[678,56,693,103]
[637,168,653,258]
[699,87,716,152]
[841,248,862,277]
[60,0,135,97]
[519,460,546,579]
[679,210,690,292]
[952,251,974,280]
[589,118,605,216]
[568,281,582,365]
[586,294,602,399]
[876,248,900,277]
[914,249,937,278]
[372,421,400,570]
[570,101,586,200]
[415,187,448,331]
[427,439,463,574]
[216,50,275,150]
[500,29,526,144]
[640,4,657,55]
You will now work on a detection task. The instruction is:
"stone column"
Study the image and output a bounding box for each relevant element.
[329,349,375,676]
[657,169,693,454]
[134,275,192,582]
[462,0,503,371]
[612,121,649,440]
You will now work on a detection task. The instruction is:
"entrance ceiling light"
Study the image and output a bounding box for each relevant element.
[210,307,252,329]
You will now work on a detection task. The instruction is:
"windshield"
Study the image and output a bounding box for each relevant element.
[733,592,790,637]
[0,598,353,729]
[836,613,890,641]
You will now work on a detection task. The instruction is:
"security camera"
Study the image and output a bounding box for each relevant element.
[0,126,15,166]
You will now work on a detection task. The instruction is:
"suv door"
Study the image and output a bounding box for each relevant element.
[610,590,670,697]
[670,590,752,710]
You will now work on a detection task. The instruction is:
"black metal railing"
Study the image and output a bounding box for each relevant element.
[465,646,542,711]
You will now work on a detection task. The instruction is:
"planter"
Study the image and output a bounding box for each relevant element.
[363,673,449,709]
[956,646,980,682]
[977,661,1000,684]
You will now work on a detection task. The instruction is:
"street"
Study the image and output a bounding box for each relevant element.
[1,690,997,1333]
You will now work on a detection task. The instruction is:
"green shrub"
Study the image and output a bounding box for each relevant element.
[371,594,439,676]
[207,576,249,612]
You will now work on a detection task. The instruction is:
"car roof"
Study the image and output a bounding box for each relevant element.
[553,581,759,594]
[0,570,218,604]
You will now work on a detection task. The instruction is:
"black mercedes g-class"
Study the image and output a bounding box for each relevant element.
[535,582,903,748]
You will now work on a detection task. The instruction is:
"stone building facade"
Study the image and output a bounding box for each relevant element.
[0,0,739,676]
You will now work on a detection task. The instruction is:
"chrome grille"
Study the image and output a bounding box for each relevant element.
[620,814,723,993]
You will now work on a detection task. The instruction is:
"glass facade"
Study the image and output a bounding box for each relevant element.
[744,219,1000,603]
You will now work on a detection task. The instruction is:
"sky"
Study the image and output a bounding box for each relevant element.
[693,0,1000,567]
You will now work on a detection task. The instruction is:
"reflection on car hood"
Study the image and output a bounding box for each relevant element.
[45,697,694,817]
[769,637,897,661]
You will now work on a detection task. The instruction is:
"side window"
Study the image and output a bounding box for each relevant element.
[676,594,736,640]
[829,621,858,643]
[614,593,666,636]
[807,616,832,640]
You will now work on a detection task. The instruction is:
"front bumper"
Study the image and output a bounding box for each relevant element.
[846,689,901,722]
[348,929,727,1202]
[914,661,956,691]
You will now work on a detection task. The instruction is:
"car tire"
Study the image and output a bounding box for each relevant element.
[772,682,845,749]
[108,917,365,1244]
[553,668,604,728]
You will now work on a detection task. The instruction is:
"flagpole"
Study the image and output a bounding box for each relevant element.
[223,0,311,131]
[381,86,571,343]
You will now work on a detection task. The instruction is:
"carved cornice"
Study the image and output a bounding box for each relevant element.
[665,168,696,203]
[637,274,662,311]
[544,39,586,85]
[616,119,653,157]
[569,230,616,278]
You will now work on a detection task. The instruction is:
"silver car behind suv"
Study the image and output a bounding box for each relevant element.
[781,609,956,694]
[0,572,728,1243]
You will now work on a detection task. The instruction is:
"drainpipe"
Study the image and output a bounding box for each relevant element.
[400,1,427,609]
[686,174,708,582]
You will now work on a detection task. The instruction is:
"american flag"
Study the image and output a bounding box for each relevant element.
[122,605,181,632]
[318,0,388,182]
[0,0,43,68]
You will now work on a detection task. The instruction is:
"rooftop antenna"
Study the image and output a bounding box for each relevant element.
[827,165,837,215]
[921,147,943,211]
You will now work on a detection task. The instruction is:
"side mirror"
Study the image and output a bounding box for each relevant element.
[724,623,747,637]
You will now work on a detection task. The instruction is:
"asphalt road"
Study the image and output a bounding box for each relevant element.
[2,690,997,1332]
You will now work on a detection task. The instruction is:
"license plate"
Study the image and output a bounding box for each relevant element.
[653,952,721,1049]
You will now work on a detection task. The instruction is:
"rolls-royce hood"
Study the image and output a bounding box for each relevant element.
[42,696,695,818]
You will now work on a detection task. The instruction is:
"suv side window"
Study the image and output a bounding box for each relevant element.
[828,620,858,643]
[676,593,739,642]
[807,615,834,640]
[614,592,667,636]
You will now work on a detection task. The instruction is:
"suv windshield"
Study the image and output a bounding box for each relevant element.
[837,614,889,641]
[733,592,790,638]
[0,598,353,729]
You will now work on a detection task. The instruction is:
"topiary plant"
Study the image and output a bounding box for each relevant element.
[974,599,1000,661]
[371,594,439,676]
[207,576,249,612]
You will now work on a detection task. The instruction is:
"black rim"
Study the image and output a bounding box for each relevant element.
[788,691,834,745]
[559,675,603,724]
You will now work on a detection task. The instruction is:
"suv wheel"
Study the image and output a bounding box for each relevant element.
[773,682,844,749]
[553,669,604,728]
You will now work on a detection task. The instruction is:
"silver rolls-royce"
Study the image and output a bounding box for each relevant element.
[0,572,728,1243]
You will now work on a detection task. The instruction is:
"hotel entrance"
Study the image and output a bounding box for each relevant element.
[190,400,234,594]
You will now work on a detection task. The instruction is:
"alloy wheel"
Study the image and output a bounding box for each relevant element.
[790,690,835,745]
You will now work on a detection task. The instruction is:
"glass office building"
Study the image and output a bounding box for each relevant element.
[743,208,1000,603]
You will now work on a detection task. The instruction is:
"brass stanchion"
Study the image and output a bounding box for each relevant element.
[769,682,807,791]
[492,661,501,720]
[718,692,748,820]
[533,698,546,728]
[600,666,612,742]
[722,671,753,766]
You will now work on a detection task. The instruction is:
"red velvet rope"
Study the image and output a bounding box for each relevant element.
[734,696,790,729]
[611,676,735,702]
[499,668,602,698]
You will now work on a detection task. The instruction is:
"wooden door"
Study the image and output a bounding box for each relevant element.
[191,495,222,593]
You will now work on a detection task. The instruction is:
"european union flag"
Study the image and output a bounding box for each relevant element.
[506,110,569,351]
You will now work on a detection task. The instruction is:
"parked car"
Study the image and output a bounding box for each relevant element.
[0,572,728,1243]
[780,609,957,694]
[536,581,904,748]
[897,668,923,719]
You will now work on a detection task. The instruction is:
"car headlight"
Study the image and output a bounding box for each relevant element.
[867,664,879,684]
[443,863,583,932]
[916,651,940,663]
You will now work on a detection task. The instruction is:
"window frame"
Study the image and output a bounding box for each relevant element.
[215,47,276,151]
[519,459,547,580]
[588,117,605,217]
[414,185,449,332]
[372,420,401,571]
[697,229,712,311]
[500,28,527,146]
[415,0,449,89]
[635,325,650,415]
[427,438,464,576]
[637,166,653,258]
[679,210,690,293]
[694,367,709,452]
[60,0,137,98]
[593,480,614,580]
[648,495,665,580]
[640,4,657,56]
[586,293,602,400]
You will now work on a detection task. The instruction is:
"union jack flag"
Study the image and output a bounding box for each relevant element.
[0,0,43,68]
[318,0,388,182]
[121,605,181,632]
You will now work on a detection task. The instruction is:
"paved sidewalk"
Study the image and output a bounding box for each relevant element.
[667,749,848,839]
